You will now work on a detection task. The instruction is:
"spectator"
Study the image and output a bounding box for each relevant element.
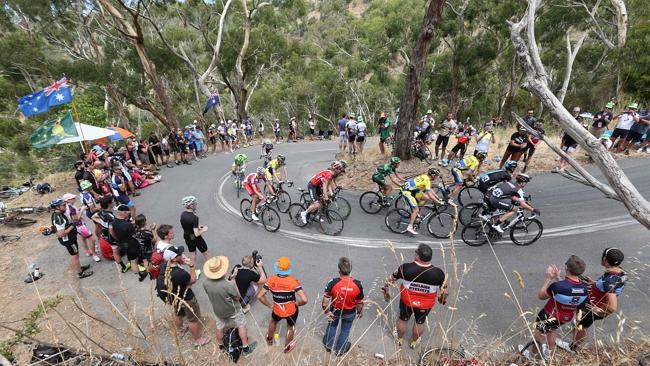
[345,113,358,154]
[110,164,136,218]
[184,125,198,161]
[207,124,217,155]
[338,114,348,153]
[161,133,173,167]
[435,112,457,163]
[148,133,163,168]
[610,103,640,152]
[257,118,265,145]
[91,196,116,260]
[383,244,447,349]
[597,134,613,150]
[74,161,100,195]
[445,119,476,166]
[590,102,614,138]
[558,108,586,172]
[519,255,588,361]
[193,126,207,158]
[377,112,391,156]
[308,116,316,140]
[134,214,156,280]
[522,108,536,127]
[50,198,94,279]
[79,180,102,239]
[522,119,545,173]
[110,204,146,280]
[63,193,100,263]
[257,257,308,353]
[355,116,367,154]
[473,121,496,171]
[180,196,211,273]
[245,119,254,146]
[322,257,364,356]
[273,118,281,143]
[155,224,174,253]
[636,111,650,153]
[228,120,238,150]
[229,254,268,312]
[156,246,210,347]
[203,256,257,356]
[624,107,650,154]
[498,127,528,169]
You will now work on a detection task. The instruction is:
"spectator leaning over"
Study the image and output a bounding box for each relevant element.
[203,256,257,356]
[498,127,528,168]
[377,112,391,156]
[522,119,545,173]
[435,112,457,163]
[610,103,640,152]
[180,196,211,275]
[156,246,210,347]
[383,244,447,349]
[322,257,364,356]
[445,118,476,166]
[50,198,94,279]
[257,257,308,353]
[338,114,348,153]
[557,248,626,352]
[590,102,614,138]
[229,254,268,312]
[519,255,588,362]
[474,121,496,171]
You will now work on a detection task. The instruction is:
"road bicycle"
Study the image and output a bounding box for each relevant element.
[460,208,542,246]
[385,203,456,239]
[0,213,37,228]
[299,186,351,220]
[411,140,433,164]
[359,188,404,214]
[239,196,281,232]
[234,167,245,198]
[0,178,52,199]
[455,180,482,206]
[419,346,485,365]
[287,199,344,236]
[2,206,51,215]
[265,181,293,213]
[459,195,532,227]
[0,235,20,243]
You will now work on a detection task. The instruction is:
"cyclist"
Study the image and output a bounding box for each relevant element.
[261,141,274,167]
[557,248,626,352]
[266,154,288,184]
[244,167,275,221]
[450,152,485,202]
[483,173,539,233]
[400,168,444,235]
[300,161,347,224]
[372,157,405,199]
[416,110,433,143]
[476,160,518,194]
[231,153,248,178]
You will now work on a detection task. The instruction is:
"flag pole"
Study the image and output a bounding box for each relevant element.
[71,100,87,154]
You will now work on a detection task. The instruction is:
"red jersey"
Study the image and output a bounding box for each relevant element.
[392,262,445,310]
[309,169,334,187]
[542,278,588,324]
[264,275,302,317]
[323,276,364,315]
[588,270,626,307]
[244,172,265,187]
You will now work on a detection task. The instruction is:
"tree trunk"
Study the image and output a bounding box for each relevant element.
[394,0,446,159]
[557,30,587,104]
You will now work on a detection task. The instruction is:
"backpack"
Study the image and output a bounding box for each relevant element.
[222,327,243,363]
[148,249,164,279]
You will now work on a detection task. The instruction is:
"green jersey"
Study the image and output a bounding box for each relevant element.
[375,163,395,178]
[379,117,392,139]
[234,154,247,166]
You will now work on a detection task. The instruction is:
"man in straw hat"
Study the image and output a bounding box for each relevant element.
[203,256,257,356]
[257,256,308,353]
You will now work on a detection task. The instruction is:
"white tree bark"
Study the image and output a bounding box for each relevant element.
[509,0,650,229]
[557,29,587,104]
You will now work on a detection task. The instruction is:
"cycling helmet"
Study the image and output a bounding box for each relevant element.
[516,173,531,184]
[390,157,401,165]
[331,161,343,171]
[475,151,488,161]
[277,154,286,162]
[339,160,348,169]
[49,198,65,209]
[256,167,266,175]
[503,160,518,172]
[181,195,198,208]
[427,168,440,176]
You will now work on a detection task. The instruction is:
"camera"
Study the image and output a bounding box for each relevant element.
[252,250,262,265]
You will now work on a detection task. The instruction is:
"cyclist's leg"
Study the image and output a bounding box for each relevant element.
[404,192,419,226]
[450,169,463,198]
[305,184,322,214]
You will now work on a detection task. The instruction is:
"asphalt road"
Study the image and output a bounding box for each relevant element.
[40,140,650,360]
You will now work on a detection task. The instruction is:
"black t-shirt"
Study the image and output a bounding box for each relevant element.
[233,265,261,298]
[156,262,194,302]
[392,262,445,309]
[111,218,136,246]
[148,135,161,152]
[135,229,154,253]
[74,169,85,188]
[180,211,199,241]
[507,132,527,152]
[592,111,612,129]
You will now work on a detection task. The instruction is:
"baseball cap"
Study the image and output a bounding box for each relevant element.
[606,102,615,109]
[62,193,77,202]
[274,256,292,276]
[163,246,184,261]
[116,204,130,212]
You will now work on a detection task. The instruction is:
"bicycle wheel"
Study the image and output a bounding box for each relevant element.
[239,199,253,222]
[510,218,543,246]
[275,191,291,213]
[461,224,488,246]
[458,186,482,206]
[319,209,344,236]
[288,203,308,227]
[331,196,351,220]
[385,208,410,234]
[394,192,408,210]
[421,145,433,164]
[0,235,20,243]
[299,192,311,206]
[260,207,281,232]
[2,217,37,227]
[236,181,242,198]
[359,191,383,214]
[459,202,483,227]
[419,347,467,366]
[427,212,456,239]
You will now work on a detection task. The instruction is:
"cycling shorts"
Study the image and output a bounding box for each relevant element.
[271,307,299,326]
[399,300,431,325]
[372,174,387,189]
[266,170,274,181]
[244,183,258,196]
[356,135,365,143]
[451,168,464,185]
[487,197,513,212]
[402,190,424,209]
[535,309,560,333]
[307,183,322,202]
[348,134,356,143]
[576,301,604,330]
[436,134,450,146]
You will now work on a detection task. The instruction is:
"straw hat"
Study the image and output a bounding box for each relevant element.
[203,256,230,280]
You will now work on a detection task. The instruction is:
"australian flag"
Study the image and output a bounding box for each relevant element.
[18,77,73,117]
[202,90,220,116]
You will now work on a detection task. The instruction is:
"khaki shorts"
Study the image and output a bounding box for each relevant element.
[175,297,201,322]
[216,309,246,330]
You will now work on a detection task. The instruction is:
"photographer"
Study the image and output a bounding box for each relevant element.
[229,251,267,312]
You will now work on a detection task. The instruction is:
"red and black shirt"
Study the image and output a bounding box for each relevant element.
[392,262,445,310]
[323,276,364,315]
